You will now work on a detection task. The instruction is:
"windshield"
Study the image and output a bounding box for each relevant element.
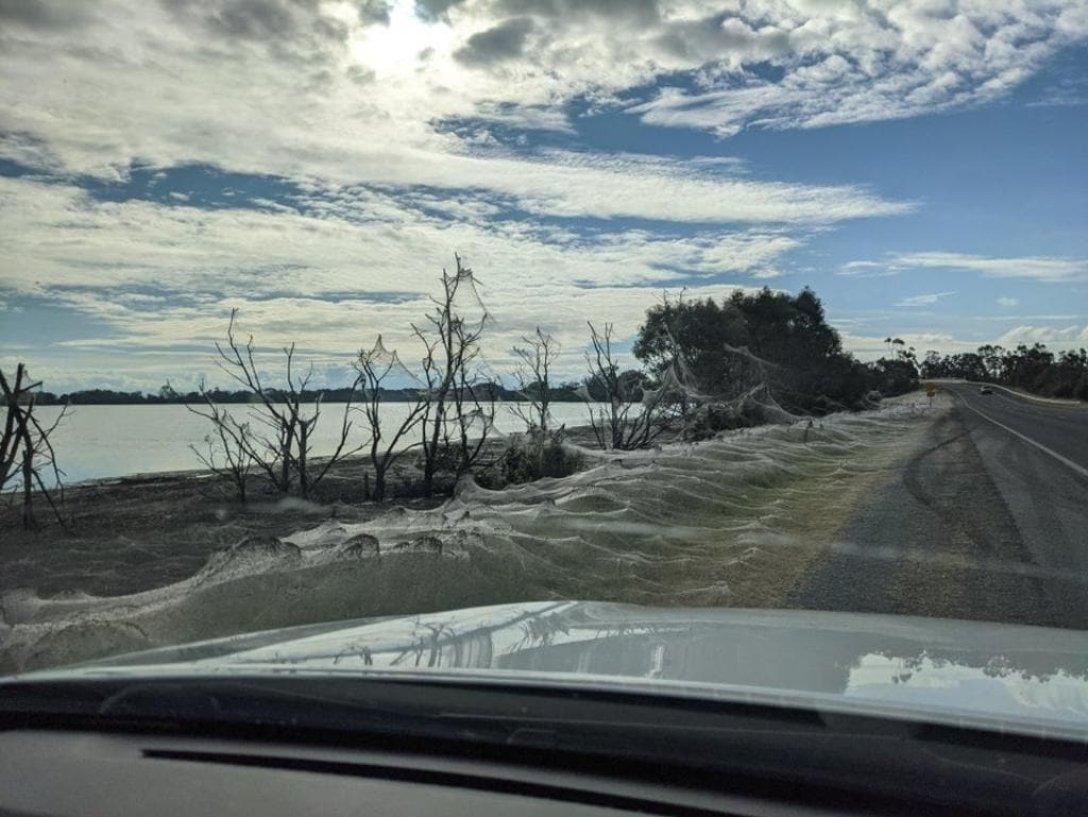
[1,0,1086,730]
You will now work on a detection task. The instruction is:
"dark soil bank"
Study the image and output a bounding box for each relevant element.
[0,457,442,597]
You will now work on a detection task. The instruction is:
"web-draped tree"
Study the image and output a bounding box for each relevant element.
[413,255,496,495]
[355,335,428,501]
[633,287,876,412]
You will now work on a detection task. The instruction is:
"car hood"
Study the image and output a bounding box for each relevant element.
[11,601,1088,737]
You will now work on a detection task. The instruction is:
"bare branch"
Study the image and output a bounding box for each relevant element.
[192,311,362,499]
[413,255,495,495]
[511,326,557,433]
[2,363,68,528]
[581,322,671,450]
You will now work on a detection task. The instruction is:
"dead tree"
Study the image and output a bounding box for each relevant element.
[188,396,256,503]
[511,327,557,433]
[413,255,495,495]
[190,310,361,499]
[581,322,671,450]
[1,364,68,530]
[356,336,428,501]
[450,320,498,480]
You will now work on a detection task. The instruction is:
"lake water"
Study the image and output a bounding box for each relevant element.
[33,402,604,485]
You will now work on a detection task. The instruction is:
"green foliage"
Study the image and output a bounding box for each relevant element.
[634,287,899,413]
[921,344,1087,400]
[633,295,750,396]
[480,431,585,488]
[869,342,920,397]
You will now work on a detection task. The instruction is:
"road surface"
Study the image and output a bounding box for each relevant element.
[793,384,1088,629]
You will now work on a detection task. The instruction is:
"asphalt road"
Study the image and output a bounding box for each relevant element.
[793,384,1088,629]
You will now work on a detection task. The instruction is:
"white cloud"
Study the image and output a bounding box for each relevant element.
[837,330,979,361]
[972,313,1080,321]
[843,251,1088,283]
[890,252,1088,282]
[837,325,1088,361]
[839,261,882,272]
[627,1,1088,135]
[837,260,900,278]
[7,279,767,392]
[0,175,803,295]
[996,324,1088,348]
[997,296,1019,307]
[895,291,956,307]
[0,0,914,226]
[0,174,779,386]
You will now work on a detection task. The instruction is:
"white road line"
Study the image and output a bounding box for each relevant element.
[955,392,1088,480]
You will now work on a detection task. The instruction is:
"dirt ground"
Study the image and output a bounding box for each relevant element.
[0,413,921,612]
[0,429,605,598]
[0,455,444,597]
[1,405,951,675]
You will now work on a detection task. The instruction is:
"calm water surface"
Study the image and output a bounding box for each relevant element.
[35,402,602,484]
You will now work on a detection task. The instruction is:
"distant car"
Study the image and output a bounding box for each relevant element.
[979,386,993,394]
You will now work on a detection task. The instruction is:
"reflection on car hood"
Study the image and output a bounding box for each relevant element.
[15,601,1088,735]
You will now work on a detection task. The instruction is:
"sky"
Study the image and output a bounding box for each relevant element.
[1,0,1086,393]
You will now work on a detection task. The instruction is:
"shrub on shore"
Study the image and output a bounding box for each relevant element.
[479,430,585,489]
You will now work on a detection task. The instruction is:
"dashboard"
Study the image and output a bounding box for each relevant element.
[2,676,1086,816]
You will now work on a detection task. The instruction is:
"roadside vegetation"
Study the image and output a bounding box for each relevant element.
[11,258,1082,618]
[180,276,931,504]
[31,259,1088,531]
[5,265,934,524]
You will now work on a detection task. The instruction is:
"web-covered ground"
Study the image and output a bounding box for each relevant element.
[1,396,943,674]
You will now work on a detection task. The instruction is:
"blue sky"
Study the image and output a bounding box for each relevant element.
[1,0,1086,392]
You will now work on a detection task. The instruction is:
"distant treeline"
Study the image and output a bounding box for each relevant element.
[29,383,591,406]
[33,295,1088,414]
[920,344,1088,400]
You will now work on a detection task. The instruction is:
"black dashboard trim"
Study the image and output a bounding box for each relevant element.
[144,748,728,817]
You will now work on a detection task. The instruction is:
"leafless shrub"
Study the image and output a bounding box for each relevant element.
[355,336,428,501]
[188,398,256,503]
[413,255,496,495]
[189,309,361,499]
[511,327,557,433]
[1,363,68,529]
[580,322,671,450]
